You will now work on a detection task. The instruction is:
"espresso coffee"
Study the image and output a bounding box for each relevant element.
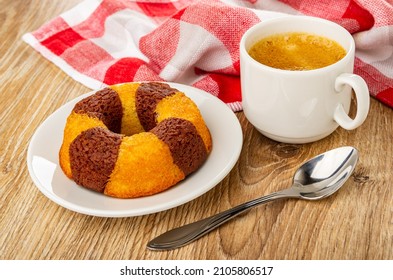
[248,32,346,70]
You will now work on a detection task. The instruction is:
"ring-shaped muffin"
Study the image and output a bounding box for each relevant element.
[59,82,212,198]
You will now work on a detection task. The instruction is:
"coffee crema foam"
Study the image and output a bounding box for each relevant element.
[248,32,347,71]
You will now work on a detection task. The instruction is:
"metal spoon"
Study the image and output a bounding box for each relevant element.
[147,146,358,250]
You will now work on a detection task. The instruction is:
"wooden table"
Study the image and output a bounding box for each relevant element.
[1,0,392,260]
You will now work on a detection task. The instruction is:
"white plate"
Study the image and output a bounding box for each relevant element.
[27,83,243,217]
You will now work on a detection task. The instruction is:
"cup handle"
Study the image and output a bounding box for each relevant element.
[333,73,370,130]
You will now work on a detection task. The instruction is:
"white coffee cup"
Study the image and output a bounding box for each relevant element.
[240,16,369,144]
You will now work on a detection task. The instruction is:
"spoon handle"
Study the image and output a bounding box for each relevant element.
[147,189,293,250]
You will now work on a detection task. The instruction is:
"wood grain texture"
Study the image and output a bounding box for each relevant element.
[0,0,392,260]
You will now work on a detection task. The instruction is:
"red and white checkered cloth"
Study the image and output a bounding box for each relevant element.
[23,0,393,111]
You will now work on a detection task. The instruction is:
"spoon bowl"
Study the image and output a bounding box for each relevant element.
[147,146,359,250]
[292,146,358,200]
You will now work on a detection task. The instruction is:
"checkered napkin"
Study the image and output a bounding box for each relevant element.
[23,0,393,111]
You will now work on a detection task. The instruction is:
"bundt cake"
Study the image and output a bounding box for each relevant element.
[59,82,212,198]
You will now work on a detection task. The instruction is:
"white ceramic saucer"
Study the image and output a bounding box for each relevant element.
[27,83,243,217]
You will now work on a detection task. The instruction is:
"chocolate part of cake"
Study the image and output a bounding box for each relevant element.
[73,88,123,133]
[136,82,177,131]
[69,127,122,193]
[151,118,208,176]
